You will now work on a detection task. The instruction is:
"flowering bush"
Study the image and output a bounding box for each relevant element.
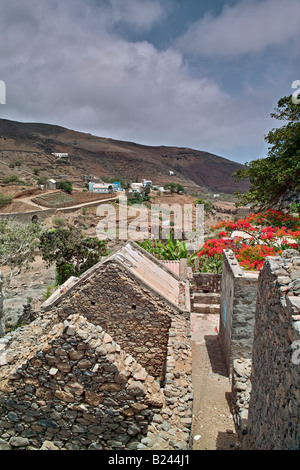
[197,210,300,273]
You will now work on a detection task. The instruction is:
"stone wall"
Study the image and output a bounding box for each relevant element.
[219,250,258,373]
[0,309,193,451]
[44,260,186,382]
[244,250,300,450]
[0,208,56,224]
[0,314,165,450]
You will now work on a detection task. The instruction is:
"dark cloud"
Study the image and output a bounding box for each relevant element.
[0,0,298,163]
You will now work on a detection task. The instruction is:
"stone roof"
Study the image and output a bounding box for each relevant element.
[42,241,190,313]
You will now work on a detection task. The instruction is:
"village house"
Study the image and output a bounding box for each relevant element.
[130,182,143,193]
[88,182,120,194]
[88,182,112,193]
[46,179,57,190]
[0,242,193,451]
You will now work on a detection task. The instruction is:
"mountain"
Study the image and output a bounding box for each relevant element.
[0,118,249,194]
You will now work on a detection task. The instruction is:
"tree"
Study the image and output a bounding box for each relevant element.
[39,226,108,285]
[234,95,300,211]
[0,220,43,337]
[57,180,73,194]
[164,182,184,194]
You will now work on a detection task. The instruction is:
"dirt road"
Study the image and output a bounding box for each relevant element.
[191,313,240,450]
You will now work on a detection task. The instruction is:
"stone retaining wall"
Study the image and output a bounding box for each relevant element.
[219,250,258,373]
[243,250,300,450]
[0,208,56,224]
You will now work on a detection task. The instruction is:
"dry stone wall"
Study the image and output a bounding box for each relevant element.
[219,250,258,373]
[46,260,181,382]
[244,250,300,450]
[0,257,193,451]
[0,314,165,450]
[0,310,193,451]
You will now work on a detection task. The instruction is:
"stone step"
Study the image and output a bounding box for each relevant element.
[192,292,220,305]
[192,303,221,314]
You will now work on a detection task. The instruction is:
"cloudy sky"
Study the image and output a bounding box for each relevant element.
[0,0,299,164]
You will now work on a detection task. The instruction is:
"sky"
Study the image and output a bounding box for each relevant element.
[0,0,299,164]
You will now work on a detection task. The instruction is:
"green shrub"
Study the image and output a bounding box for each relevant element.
[3,174,23,185]
[57,180,73,194]
[194,198,214,213]
[0,193,13,207]
[42,284,57,300]
[52,217,66,227]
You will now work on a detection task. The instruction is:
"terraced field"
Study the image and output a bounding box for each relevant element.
[32,192,74,207]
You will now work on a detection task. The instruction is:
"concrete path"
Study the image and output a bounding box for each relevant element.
[190,313,241,450]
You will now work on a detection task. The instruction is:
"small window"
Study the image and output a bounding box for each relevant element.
[131,305,137,310]
[91,301,96,306]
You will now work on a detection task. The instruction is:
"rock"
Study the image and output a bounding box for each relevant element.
[0,438,11,450]
[64,381,84,395]
[234,381,248,391]
[54,390,75,403]
[282,249,299,259]
[290,279,300,295]
[127,381,146,397]
[40,440,59,450]
[9,436,30,447]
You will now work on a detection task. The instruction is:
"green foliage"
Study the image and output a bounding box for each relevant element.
[3,174,23,185]
[42,284,57,300]
[291,202,300,216]
[194,198,214,213]
[127,191,150,205]
[138,231,197,265]
[39,226,108,284]
[57,180,73,194]
[52,217,66,227]
[234,95,300,210]
[55,262,77,286]
[0,193,13,207]
[0,220,44,335]
[196,254,223,274]
[37,176,49,186]
[163,182,185,194]
[0,220,43,270]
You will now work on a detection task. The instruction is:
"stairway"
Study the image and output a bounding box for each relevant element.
[192,291,221,314]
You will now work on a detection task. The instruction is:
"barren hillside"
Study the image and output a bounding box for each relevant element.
[0,118,249,195]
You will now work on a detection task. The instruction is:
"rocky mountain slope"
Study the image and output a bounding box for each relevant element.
[0,118,249,194]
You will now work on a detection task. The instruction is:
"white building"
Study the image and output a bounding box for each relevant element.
[47,179,57,190]
[131,183,144,193]
[142,179,152,188]
[52,153,69,159]
[89,183,113,194]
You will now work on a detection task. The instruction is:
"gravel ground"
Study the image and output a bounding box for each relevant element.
[191,313,241,450]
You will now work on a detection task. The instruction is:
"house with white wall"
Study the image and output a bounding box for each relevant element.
[89,182,121,194]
